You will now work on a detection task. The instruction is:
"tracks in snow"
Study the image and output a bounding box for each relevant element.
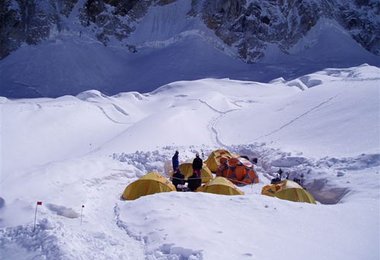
[198,99,239,148]
[254,94,339,141]
[94,104,131,125]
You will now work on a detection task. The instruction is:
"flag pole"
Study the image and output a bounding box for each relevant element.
[80,205,84,225]
[33,201,42,232]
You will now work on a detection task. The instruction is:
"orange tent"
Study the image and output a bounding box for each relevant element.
[224,157,259,185]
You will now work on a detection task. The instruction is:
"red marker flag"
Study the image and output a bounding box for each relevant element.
[37,201,42,205]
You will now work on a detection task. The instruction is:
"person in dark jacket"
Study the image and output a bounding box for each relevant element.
[172,150,179,172]
[188,153,203,191]
[271,168,283,184]
[251,158,258,165]
[192,153,203,174]
[188,172,202,191]
[171,168,185,191]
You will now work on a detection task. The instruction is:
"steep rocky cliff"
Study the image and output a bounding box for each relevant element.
[202,0,379,62]
[1,0,379,62]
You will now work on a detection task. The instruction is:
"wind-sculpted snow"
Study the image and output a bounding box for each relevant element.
[112,150,169,174]
[45,204,80,219]
[0,219,64,260]
[114,203,203,259]
[317,154,380,171]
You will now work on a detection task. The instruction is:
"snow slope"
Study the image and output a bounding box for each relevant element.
[0,64,379,259]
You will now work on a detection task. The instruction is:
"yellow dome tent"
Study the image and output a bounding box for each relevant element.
[205,149,234,172]
[261,180,316,204]
[122,172,176,200]
[178,162,213,183]
[197,177,244,195]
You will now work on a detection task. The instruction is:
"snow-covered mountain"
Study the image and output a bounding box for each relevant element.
[1,64,379,259]
[1,1,379,258]
[0,0,379,97]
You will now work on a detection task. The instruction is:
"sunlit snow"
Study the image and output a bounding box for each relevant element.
[1,64,379,260]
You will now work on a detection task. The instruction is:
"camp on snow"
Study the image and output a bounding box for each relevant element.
[121,149,316,203]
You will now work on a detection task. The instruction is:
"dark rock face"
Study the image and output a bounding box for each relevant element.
[202,0,379,62]
[78,0,151,45]
[0,0,79,58]
[336,1,380,55]
[202,0,320,62]
[0,0,379,61]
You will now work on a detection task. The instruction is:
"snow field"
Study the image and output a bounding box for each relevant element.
[1,64,379,259]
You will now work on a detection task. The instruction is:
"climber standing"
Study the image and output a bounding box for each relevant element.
[188,153,203,191]
[172,150,179,172]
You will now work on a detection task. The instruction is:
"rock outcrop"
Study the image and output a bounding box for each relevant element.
[1,0,379,62]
